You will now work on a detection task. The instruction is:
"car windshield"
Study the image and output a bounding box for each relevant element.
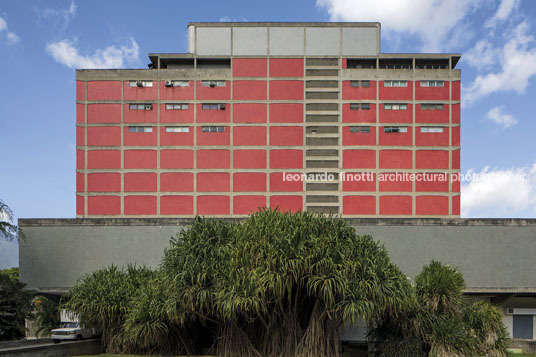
[61,322,78,328]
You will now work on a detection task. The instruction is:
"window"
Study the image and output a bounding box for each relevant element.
[202,104,226,110]
[384,80,408,87]
[128,126,152,133]
[350,80,371,87]
[129,104,153,110]
[420,80,444,87]
[201,126,226,133]
[165,127,190,133]
[384,126,408,133]
[350,103,371,110]
[201,80,226,87]
[165,104,189,110]
[384,103,408,110]
[421,103,444,110]
[420,127,444,133]
[129,80,153,87]
[165,80,189,87]
[350,126,370,133]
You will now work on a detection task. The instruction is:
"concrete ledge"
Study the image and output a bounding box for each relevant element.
[0,339,100,357]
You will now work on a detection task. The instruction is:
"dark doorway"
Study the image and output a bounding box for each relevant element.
[513,315,533,339]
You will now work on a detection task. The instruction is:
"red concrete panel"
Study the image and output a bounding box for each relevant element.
[76,104,85,123]
[415,128,449,146]
[197,173,230,192]
[124,195,157,215]
[269,103,303,123]
[342,81,376,100]
[76,127,85,146]
[379,172,413,192]
[123,81,158,101]
[342,58,347,69]
[452,195,460,215]
[124,105,157,123]
[233,80,267,100]
[233,195,267,215]
[124,173,157,192]
[379,150,412,169]
[233,103,267,123]
[452,81,460,101]
[160,127,194,146]
[197,149,230,169]
[343,126,376,146]
[160,150,194,169]
[380,196,412,215]
[76,81,85,101]
[416,150,449,169]
[76,195,84,215]
[196,104,230,123]
[269,150,303,169]
[196,127,230,146]
[161,195,194,215]
[76,172,85,192]
[379,104,413,123]
[160,104,194,123]
[160,173,194,192]
[342,196,376,215]
[416,105,449,124]
[342,172,376,192]
[233,58,267,77]
[124,127,157,146]
[379,127,413,146]
[342,150,376,169]
[88,104,121,124]
[452,104,460,124]
[270,172,303,192]
[415,81,449,100]
[452,149,460,169]
[87,173,121,192]
[452,126,460,146]
[87,81,121,101]
[269,58,303,77]
[269,195,303,213]
[160,80,194,100]
[269,126,303,146]
[87,126,121,146]
[87,150,120,169]
[451,173,461,193]
[197,195,230,215]
[88,196,120,215]
[233,149,267,169]
[415,173,449,192]
[234,126,267,146]
[124,150,157,169]
[342,103,376,123]
[416,195,449,215]
[234,173,266,192]
[379,81,413,100]
[269,81,304,100]
[196,81,230,100]
[77,150,85,169]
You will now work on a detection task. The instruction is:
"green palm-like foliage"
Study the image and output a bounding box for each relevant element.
[0,268,33,341]
[33,295,60,337]
[0,199,18,241]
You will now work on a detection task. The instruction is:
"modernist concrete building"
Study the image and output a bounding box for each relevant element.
[75,22,461,218]
[18,22,536,342]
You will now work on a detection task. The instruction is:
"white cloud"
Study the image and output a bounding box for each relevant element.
[0,16,20,45]
[485,0,519,28]
[486,106,517,129]
[461,163,536,217]
[463,21,536,105]
[316,0,481,51]
[46,38,139,69]
[41,1,77,29]
[463,39,499,70]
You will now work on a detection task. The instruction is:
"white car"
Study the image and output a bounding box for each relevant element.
[51,322,95,342]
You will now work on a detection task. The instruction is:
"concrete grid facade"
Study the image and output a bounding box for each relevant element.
[75,22,461,218]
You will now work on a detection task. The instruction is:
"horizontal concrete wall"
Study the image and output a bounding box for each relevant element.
[18,218,536,293]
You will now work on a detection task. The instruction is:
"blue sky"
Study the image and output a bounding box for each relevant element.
[1,0,536,268]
